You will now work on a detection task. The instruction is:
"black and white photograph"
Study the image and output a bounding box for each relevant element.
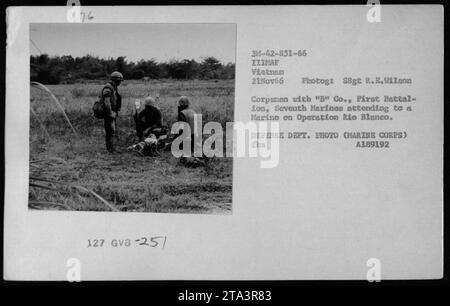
[28,23,235,214]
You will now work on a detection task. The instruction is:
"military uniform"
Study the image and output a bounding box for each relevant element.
[178,108,198,155]
[134,105,163,141]
[102,82,122,152]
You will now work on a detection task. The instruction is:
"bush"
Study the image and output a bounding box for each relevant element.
[30,54,235,84]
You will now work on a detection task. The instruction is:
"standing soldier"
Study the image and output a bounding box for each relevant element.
[102,71,123,153]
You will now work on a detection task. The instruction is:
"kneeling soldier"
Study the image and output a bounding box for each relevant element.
[176,96,204,167]
[134,96,163,141]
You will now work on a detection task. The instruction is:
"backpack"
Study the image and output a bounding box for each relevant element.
[93,83,115,119]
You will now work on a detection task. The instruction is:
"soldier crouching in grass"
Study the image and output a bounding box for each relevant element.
[127,96,169,157]
[134,96,163,141]
[102,71,123,153]
[176,96,205,167]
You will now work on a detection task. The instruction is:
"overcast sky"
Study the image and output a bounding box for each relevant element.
[30,23,236,64]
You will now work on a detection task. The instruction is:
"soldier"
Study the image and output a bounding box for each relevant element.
[176,96,205,168]
[102,71,123,153]
[134,96,163,141]
[177,96,197,154]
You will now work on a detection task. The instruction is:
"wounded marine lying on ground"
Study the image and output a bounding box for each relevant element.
[127,125,170,157]
[126,126,205,167]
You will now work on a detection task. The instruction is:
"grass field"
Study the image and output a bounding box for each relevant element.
[29,79,234,214]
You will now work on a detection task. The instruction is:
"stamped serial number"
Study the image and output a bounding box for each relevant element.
[356,140,390,148]
[87,236,167,249]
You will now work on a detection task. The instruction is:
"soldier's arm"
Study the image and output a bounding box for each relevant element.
[136,112,146,140]
[103,89,115,118]
[134,109,142,123]
[178,112,186,122]
[116,93,122,113]
[175,112,187,137]
[143,127,152,138]
[136,123,144,140]
[149,108,163,129]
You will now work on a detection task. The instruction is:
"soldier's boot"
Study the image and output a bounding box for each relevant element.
[106,135,115,153]
[104,118,116,153]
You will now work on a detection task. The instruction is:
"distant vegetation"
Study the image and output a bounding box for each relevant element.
[30,54,235,84]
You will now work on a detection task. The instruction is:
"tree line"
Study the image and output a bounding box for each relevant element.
[30,54,236,84]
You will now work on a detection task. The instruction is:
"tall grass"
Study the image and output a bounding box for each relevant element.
[31,81,79,138]
[31,79,235,135]
[29,79,234,213]
[30,82,117,211]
